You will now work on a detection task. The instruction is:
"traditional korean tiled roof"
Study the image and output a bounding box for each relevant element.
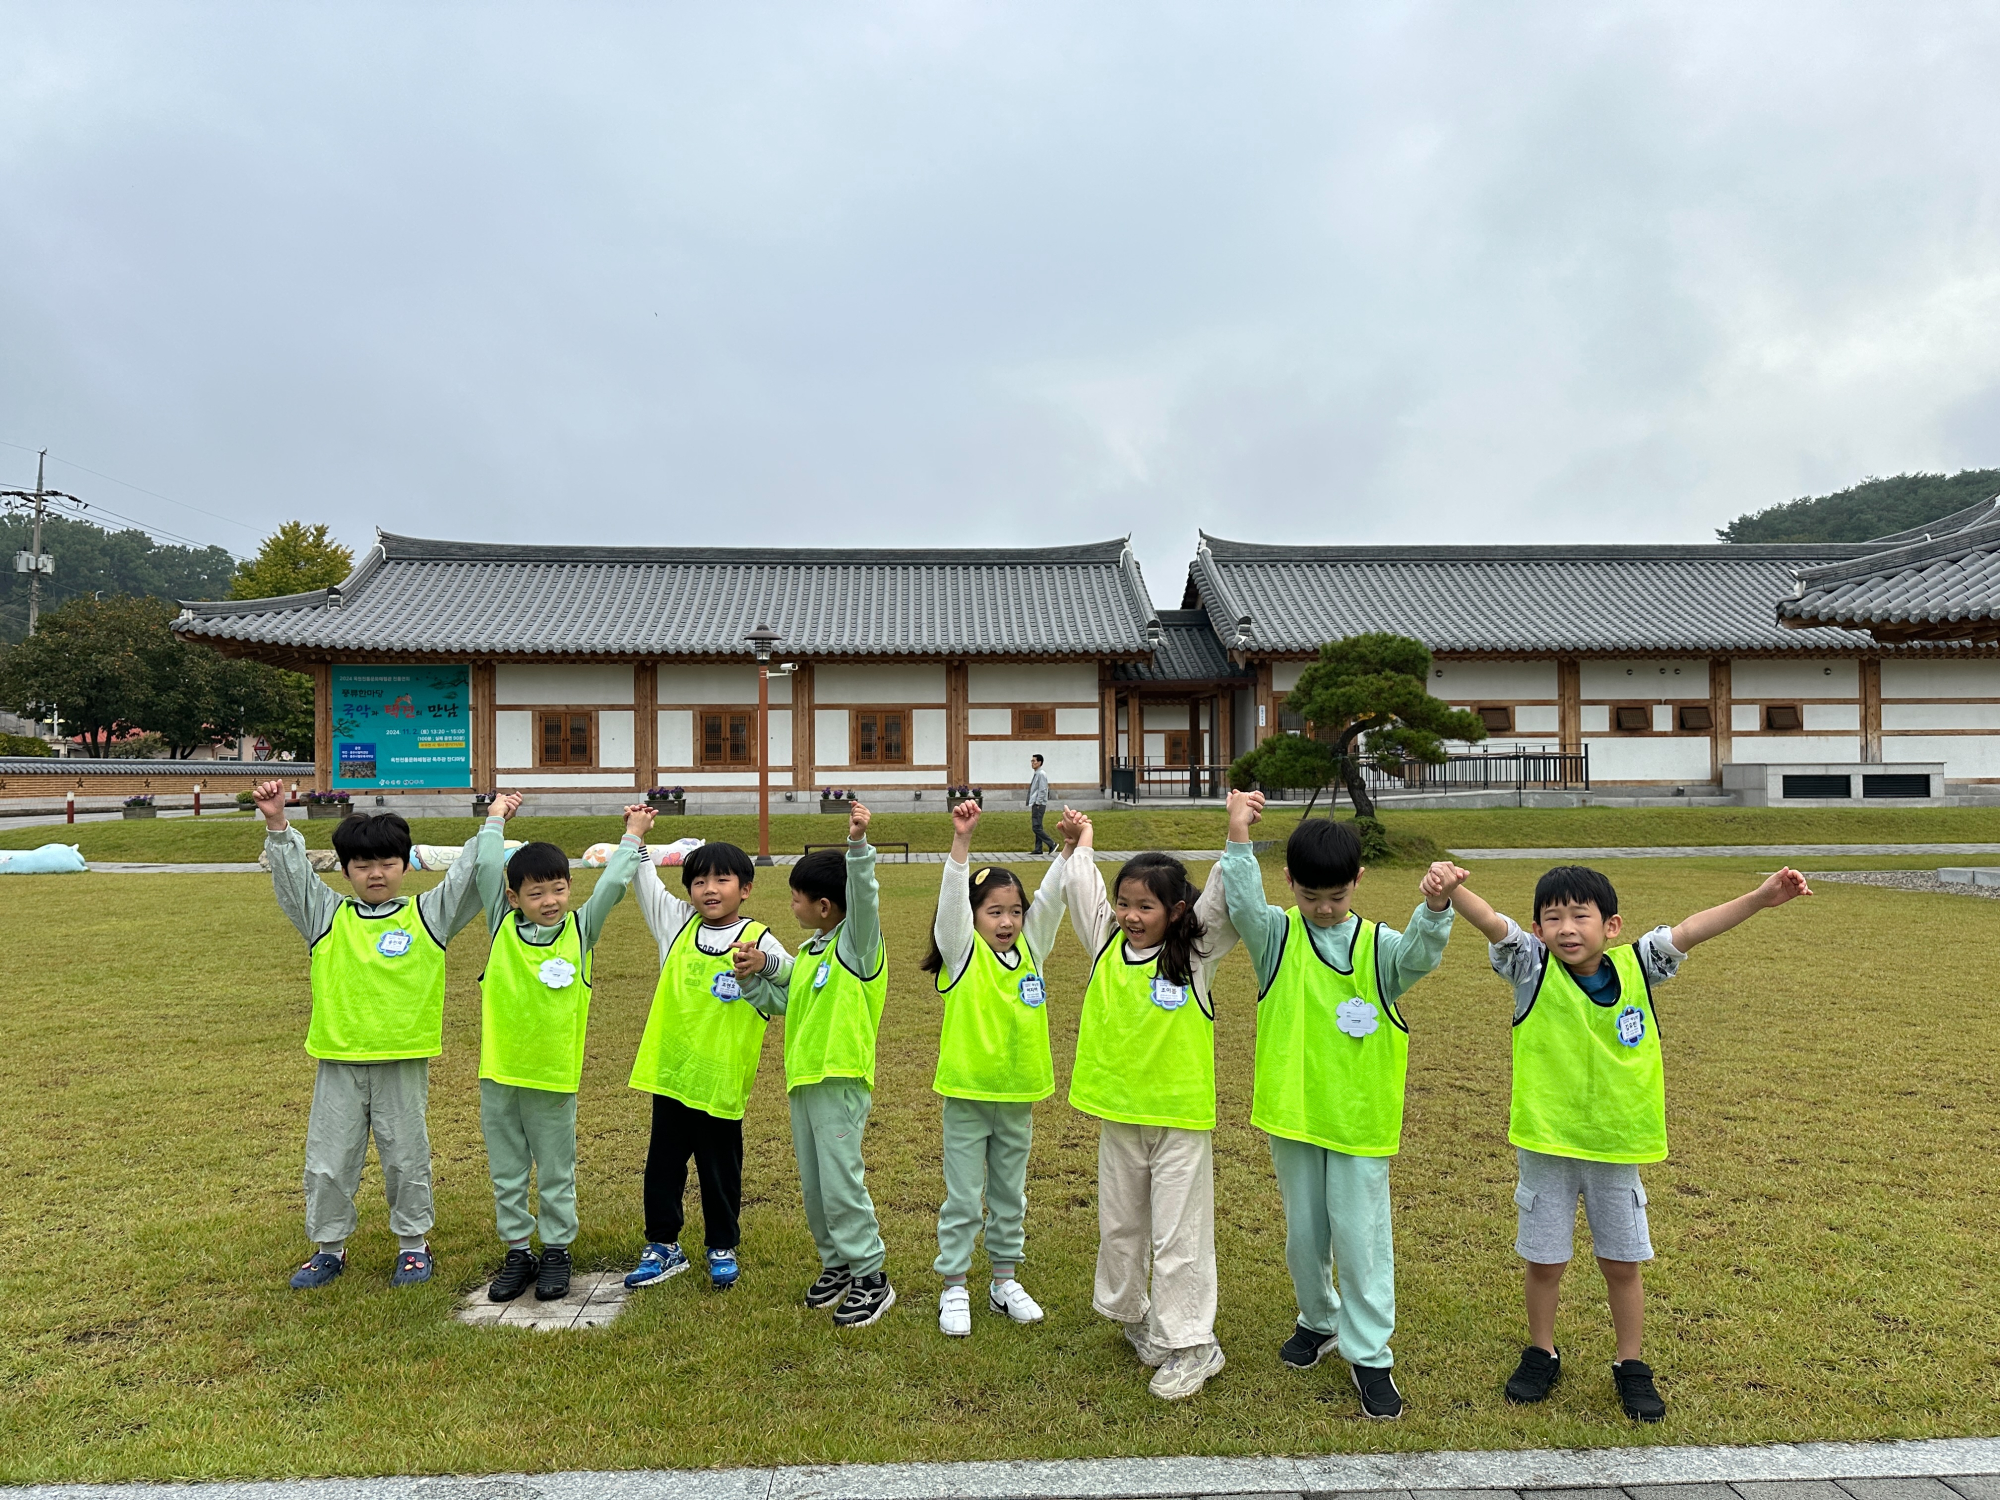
[176,533,1162,666]
[1182,533,1888,656]
[1779,499,2000,642]
[1110,610,1254,684]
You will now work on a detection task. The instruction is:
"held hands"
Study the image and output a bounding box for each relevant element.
[1757,866,1814,907]
[730,940,765,979]
[622,803,656,838]
[1056,805,1088,855]
[253,778,289,829]
[1226,788,1265,841]
[847,799,872,842]
[489,791,523,822]
[1421,860,1470,911]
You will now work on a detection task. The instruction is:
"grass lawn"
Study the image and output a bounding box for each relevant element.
[9,802,2000,865]
[4,854,1997,1481]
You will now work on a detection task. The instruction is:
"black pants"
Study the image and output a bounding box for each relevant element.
[1030,803,1052,854]
[643,1094,743,1250]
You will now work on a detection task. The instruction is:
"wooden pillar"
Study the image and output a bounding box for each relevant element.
[1216,688,1234,767]
[633,660,657,793]
[1100,674,1118,789]
[1187,697,1201,797]
[1860,657,1883,764]
[1557,658,1581,753]
[312,663,333,793]
[1709,656,1732,780]
[1255,661,1275,742]
[945,660,969,786]
[471,661,497,793]
[793,662,816,793]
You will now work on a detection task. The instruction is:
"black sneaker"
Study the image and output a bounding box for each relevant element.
[1505,1344,1560,1403]
[832,1270,896,1327]
[1613,1359,1666,1422]
[1351,1363,1404,1419]
[488,1247,539,1303]
[1279,1322,1339,1370]
[804,1264,853,1309]
[535,1245,572,1302]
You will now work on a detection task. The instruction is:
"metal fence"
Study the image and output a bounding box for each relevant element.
[1108,760,1231,801]
[1109,745,1590,803]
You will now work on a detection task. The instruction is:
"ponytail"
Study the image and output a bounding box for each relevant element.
[1112,852,1205,987]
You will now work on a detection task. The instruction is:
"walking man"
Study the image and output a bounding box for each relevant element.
[1028,754,1054,855]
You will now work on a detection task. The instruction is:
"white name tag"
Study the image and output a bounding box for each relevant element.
[1150,978,1187,1012]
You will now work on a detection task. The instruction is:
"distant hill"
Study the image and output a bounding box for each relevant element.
[1719,469,2000,544]
[0,513,236,643]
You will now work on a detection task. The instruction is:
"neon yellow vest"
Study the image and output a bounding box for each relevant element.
[1067,932,1215,1130]
[1510,944,1667,1164]
[305,901,447,1062]
[628,919,773,1120]
[932,935,1055,1103]
[1252,911,1408,1155]
[784,925,887,1091]
[480,911,592,1093]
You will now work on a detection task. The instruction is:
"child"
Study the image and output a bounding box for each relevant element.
[473,794,650,1302]
[1063,810,1238,1401]
[625,839,795,1291]
[253,778,487,1290]
[740,799,893,1327]
[1434,860,1813,1422]
[1219,791,1454,1420]
[920,796,1070,1337]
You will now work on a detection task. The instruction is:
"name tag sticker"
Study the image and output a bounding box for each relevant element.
[1335,997,1380,1038]
[814,961,832,991]
[711,972,741,1002]
[375,929,413,958]
[1150,978,1188,1012]
[1615,1004,1646,1047]
[538,957,577,990]
[1018,974,1046,1009]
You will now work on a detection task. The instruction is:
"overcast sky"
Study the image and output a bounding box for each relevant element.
[5,2,2000,597]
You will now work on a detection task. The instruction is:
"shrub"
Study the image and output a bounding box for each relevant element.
[0,733,52,756]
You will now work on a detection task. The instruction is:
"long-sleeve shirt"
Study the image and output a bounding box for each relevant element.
[1218,840,1453,1000]
[1487,916,1685,1020]
[633,856,796,1017]
[265,822,486,947]
[739,838,879,1017]
[474,817,644,950]
[1027,769,1050,807]
[933,852,1068,984]
[1063,847,1238,1009]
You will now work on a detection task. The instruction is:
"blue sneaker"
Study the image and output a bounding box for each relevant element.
[290,1251,345,1290]
[625,1241,689,1288]
[390,1246,433,1286]
[708,1247,740,1289]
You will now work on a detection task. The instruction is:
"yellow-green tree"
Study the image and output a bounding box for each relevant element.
[230,522,353,600]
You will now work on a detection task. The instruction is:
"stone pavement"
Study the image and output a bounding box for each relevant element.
[1446,845,2000,861]
[453,1269,630,1331]
[8,1437,2000,1500]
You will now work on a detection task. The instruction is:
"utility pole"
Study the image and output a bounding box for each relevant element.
[28,450,45,634]
[4,451,80,637]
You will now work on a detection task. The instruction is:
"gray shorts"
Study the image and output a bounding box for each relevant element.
[1512,1148,1653,1264]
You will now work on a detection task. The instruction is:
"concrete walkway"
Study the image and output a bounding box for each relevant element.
[7,1437,1998,1500]
[1445,844,2000,861]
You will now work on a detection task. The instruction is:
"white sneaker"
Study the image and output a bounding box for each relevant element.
[938,1284,972,1337]
[1122,1319,1168,1368]
[1148,1341,1226,1400]
[989,1278,1044,1324]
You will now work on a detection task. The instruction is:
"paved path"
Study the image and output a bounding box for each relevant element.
[7,1437,1998,1500]
[1446,844,2000,861]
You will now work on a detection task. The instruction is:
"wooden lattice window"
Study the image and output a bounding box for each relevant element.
[1013,706,1053,737]
[853,710,908,765]
[699,711,756,766]
[538,712,595,767]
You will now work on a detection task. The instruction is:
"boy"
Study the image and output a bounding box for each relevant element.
[253,778,486,1290]
[1433,860,1812,1422]
[1220,790,1454,1420]
[624,839,795,1291]
[740,799,893,1327]
[474,793,651,1302]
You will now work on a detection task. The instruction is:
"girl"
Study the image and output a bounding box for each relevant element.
[1064,812,1237,1401]
[922,797,1071,1337]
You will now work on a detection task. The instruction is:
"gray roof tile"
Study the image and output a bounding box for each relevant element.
[1112,610,1254,683]
[1781,507,2000,639]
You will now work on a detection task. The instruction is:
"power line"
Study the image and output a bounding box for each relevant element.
[0,438,261,537]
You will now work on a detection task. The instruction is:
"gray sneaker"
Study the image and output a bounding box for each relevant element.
[1122,1319,1168,1368]
[1148,1341,1225,1400]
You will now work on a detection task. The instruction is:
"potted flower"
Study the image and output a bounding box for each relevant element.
[472,791,496,819]
[947,784,984,808]
[122,794,157,820]
[818,787,850,815]
[303,790,352,820]
[645,785,687,815]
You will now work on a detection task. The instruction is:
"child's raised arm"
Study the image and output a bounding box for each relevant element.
[1432,863,1510,943]
[1670,867,1812,952]
[934,799,982,979]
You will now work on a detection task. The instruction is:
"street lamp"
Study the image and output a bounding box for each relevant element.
[744,623,782,866]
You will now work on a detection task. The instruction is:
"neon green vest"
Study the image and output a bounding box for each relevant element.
[305,901,447,1062]
[1251,911,1409,1155]
[1510,944,1667,1164]
[1068,932,1215,1131]
[932,935,1055,1103]
[784,925,887,1091]
[628,919,772,1120]
[480,911,592,1093]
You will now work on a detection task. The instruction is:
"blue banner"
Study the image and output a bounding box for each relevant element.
[330,666,472,790]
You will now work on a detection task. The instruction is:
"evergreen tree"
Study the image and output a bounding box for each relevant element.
[231,522,353,599]
[1719,469,2000,543]
[0,513,236,643]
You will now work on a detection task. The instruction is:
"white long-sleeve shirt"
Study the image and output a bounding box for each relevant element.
[933,852,1069,985]
[1063,850,1238,1012]
[632,860,794,1015]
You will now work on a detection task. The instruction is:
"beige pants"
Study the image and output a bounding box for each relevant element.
[1092,1121,1216,1351]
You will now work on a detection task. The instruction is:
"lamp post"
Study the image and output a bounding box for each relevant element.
[744,623,782,866]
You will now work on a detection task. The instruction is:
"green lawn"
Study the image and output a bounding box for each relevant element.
[9,802,2000,864]
[4,856,1996,1480]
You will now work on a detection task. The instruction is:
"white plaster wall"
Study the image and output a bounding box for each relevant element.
[968,708,1012,735]
[1729,735,1863,763]
[1580,659,1710,699]
[497,772,635,789]
[1144,703,1196,730]
[815,769,947,786]
[972,740,1098,783]
[913,708,947,764]
[1515,705,1560,734]
[496,711,533,769]
[1271,661,1306,693]
[1143,732,1167,760]
[496,663,634,705]
[1888,734,2000,777]
[1802,703,1860,732]
[1585,736,1714,782]
[1881,659,2000,697]
[1431,660,1558,697]
[816,709,849,760]
[1056,707,1099,735]
[1731,659,1857,697]
[654,664,787,705]
[669,771,793,788]
[657,710,694,767]
[1884,702,2000,730]
[966,662,1099,703]
[816,663,946,703]
[1731,704,1762,732]
[598,710,635,768]
[1651,705,1674,733]
[1580,705,1610,733]
[766,708,792,766]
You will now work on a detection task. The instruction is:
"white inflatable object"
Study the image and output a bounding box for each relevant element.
[410,840,522,870]
[654,836,705,867]
[0,843,87,874]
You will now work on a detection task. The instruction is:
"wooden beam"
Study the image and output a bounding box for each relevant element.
[1860,657,1883,763]
[1100,674,1118,789]
[945,660,969,786]
[633,660,657,792]
[470,661,497,793]
[1709,656,1731,780]
[312,663,332,793]
[1557,658,1581,753]
[792,663,815,795]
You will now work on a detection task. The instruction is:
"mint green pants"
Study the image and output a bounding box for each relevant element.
[788,1078,885,1277]
[933,1096,1033,1277]
[1269,1135,1396,1368]
[479,1079,579,1249]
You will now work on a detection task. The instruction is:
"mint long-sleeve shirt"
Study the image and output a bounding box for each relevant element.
[474,817,645,950]
[739,838,879,1017]
[1218,840,1453,1000]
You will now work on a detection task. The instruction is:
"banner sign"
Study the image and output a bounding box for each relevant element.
[330,666,472,790]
